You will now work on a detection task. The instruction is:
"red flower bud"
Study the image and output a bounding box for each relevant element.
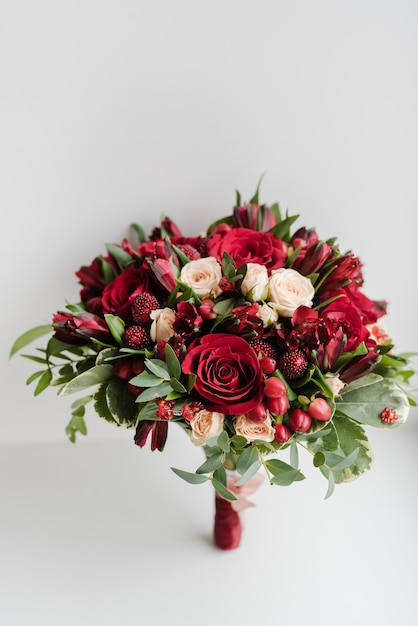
[308,397,332,421]
[274,423,291,444]
[288,408,312,433]
[246,403,268,423]
[267,394,290,416]
[264,376,287,398]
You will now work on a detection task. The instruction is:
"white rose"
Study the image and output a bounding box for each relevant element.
[150,307,176,342]
[256,303,279,327]
[179,257,223,298]
[325,375,346,397]
[189,410,225,446]
[240,263,269,302]
[234,413,275,443]
[268,268,315,317]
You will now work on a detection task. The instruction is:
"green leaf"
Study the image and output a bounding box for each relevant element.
[169,378,187,393]
[313,451,326,467]
[336,375,409,428]
[217,430,230,453]
[234,460,262,486]
[135,381,173,403]
[171,467,209,484]
[26,370,45,385]
[165,343,181,379]
[105,243,134,268]
[65,413,87,443]
[211,478,238,501]
[270,469,305,486]
[57,364,114,396]
[129,372,162,387]
[145,358,170,379]
[130,222,146,244]
[324,472,335,499]
[231,435,248,449]
[196,452,224,474]
[289,441,299,468]
[269,214,300,242]
[104,378,138,426]
[104,314,125,346]
[213,465,227,486]
[249,173,265,204]
[236,445,259,475]
[34,369,52,395]
[307,415,374,483]
[9,324,52,358]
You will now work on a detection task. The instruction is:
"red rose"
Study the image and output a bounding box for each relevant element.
[206,227,288,272]
[182,333,264,414]
[102,266,153,320]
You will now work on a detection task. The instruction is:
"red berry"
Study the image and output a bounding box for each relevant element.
[277,349,308,380]
[267,394,290,416]
[308,397,332,421]
[288,408,312,433]
[274,424,291,444]
[246,403,268,423]
[122,325,152,349]
[264,376,287,398]
[131,293,160,324]
[177,244,201,261]
[260,356,276,374]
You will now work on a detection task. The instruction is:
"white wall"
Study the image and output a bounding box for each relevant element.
[2,0,418,446]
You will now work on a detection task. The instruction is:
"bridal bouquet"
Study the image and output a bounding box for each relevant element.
[11,183,416,550]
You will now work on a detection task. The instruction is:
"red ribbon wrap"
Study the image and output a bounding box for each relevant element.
[214,472,264,550]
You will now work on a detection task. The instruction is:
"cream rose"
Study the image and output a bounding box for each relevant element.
[268,268,315,317]
[150,307,176,342]
[189,409,225,446]
[179,257,223,298]
[325,375,346,397]
[240,263,269,302]
[256,303,279,327]
[234,413,275,442]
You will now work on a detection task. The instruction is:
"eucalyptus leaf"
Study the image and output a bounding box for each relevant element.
[211,478,238,501]
[57,364,114,396]
[171,467,209,485]
[270,469,305,486]
[165,343,181,379]
[196,452,223,474]
[234,460,262,486]
[135,381,174,403]
[9,324,53,358]
[145,358,170,379]
[236,445,259,475]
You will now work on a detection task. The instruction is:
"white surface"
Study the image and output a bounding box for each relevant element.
[1,2,418,625]
[1,419,418,626]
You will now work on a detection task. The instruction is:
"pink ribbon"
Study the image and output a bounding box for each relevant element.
[226,472,265,512]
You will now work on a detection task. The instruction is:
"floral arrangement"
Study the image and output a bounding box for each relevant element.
[11,183,416,550]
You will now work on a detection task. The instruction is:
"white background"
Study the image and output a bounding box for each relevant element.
[1,1,418,625]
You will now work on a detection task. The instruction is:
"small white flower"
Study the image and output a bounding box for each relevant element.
[179,257,223,298]
[241,263,269,302]
[268,268,315,317]
[256,303,279,327]
[150,307,176,342]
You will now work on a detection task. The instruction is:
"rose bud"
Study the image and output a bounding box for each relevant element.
[308,397,332,421]
[246,403,268,423]
[288,408,312,433]
[264,376,287,398]
[274,423,291,444]
[260,356,276,375]
[267,394,290,416]
[199,299,217,320]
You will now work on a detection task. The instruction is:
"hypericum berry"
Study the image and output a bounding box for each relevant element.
[380,407,398,425]
[267,394,290,416]
[288,408,312,433]
[264,376,287,398]
[246,403,268,423]
[122,325,152,349]
[260,356,276,374]
[131,293,160,324]
[277,349,309,380]
[308,397,332,422]
[250,339,279,360]
[274,423,291,444]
